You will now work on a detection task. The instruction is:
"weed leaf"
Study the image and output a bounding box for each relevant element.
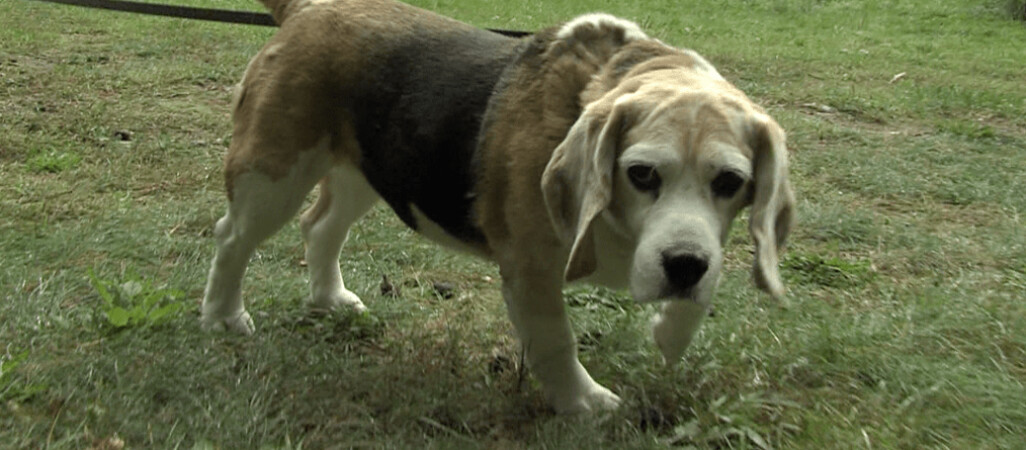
[106,307,130,328]
[88,269,115,306]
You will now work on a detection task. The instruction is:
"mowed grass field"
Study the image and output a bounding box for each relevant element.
[2,0,1025,447]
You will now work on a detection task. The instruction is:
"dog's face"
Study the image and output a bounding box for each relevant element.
[611,88,753,304]
[542,75,795,306]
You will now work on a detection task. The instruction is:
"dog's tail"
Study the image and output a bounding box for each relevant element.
[257,0,304,25]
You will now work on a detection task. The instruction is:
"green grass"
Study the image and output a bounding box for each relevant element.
[2,0,1025,448]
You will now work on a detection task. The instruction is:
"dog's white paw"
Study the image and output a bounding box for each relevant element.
[309,288,367,313]
[200,310,255,335]
[550,382,622,414]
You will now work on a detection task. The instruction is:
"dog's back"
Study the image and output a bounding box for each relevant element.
[232,0,522,245]
[340,25,520,245]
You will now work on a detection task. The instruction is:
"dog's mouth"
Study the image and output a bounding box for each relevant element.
[658,285,698,302]
[632,284,699,304]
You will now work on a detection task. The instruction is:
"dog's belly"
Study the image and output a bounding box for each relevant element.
[346,30,522,252]
[408,204,492,257]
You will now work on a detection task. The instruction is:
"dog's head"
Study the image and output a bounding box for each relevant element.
[542,64,795,307]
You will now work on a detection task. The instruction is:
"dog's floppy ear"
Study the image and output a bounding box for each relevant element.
[747,116,795,299]
[542,98,632,282]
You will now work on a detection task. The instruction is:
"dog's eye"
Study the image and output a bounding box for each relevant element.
[711,171,745,198]
[627,165,661,192]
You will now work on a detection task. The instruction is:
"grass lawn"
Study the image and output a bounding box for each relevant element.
[2,0,1025,448]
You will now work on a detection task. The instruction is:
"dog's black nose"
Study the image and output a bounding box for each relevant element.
[661,249,709,292]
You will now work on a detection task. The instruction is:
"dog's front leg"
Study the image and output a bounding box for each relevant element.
[652,300,709,365]
[501,265,621,414]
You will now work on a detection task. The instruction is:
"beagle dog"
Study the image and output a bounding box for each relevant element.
[201,0,795,413]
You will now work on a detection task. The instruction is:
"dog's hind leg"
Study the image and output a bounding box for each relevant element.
[300,164,380,313]
[201,140,334,335]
